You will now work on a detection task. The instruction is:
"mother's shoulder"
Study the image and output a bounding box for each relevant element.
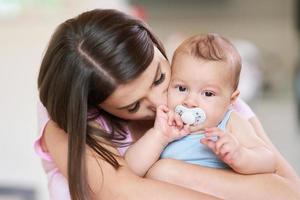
[42,120,68,154]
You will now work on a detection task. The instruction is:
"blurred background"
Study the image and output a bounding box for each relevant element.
[0,0,299,199]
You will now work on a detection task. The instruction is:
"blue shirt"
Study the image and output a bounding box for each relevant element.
[160,110,233,169]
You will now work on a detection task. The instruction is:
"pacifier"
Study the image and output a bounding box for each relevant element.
[175,105,206,126]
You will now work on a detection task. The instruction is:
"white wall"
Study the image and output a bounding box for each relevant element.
[0,19,50,200]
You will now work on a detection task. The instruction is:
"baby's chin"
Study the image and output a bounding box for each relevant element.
[188,123,206,133]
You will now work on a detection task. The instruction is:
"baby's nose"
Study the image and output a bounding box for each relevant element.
[183,97,198,108]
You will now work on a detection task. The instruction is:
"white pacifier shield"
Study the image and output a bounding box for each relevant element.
[174,105,206,126]
[181,111,196,125]
[194,109,206,124]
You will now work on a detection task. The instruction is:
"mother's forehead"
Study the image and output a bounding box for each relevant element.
[103,49,163,107]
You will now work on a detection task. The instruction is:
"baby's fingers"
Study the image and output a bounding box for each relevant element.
[215,135,231,154]
[178,124,190,137]
[158,104,169,113]
[167,111,175,126]
[174,113,184,128]
[223,153,234,165]
[201,138,216,152]
[156,105,169,119]
[183,124,190,133]
[218,143,233,158]
[204,127,225,138]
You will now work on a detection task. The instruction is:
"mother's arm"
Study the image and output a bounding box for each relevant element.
[146,116,300,200]
[249,116,299,179]
[147,158,300,200]
[43,120,220,200]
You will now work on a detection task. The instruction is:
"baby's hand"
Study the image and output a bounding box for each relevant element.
[200,127,241,165]
[154,105,190,144]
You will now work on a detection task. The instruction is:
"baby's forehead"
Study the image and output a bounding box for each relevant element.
[171,56,236,88]
[172,53,232,72]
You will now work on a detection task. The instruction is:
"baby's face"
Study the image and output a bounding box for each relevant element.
[168,53,237,129]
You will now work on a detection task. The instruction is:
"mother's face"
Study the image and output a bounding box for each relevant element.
[100,47,171,121]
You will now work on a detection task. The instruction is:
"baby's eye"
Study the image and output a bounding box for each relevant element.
[175,85,188,92]
[202,91,215,97]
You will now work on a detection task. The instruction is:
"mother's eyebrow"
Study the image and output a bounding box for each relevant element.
[117,63,161,110]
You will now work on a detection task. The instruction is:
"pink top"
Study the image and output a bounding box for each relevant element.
[34,98,254,199]
[34,101,132,199]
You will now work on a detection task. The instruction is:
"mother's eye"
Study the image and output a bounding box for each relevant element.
[153,73,166,86]
[128,102,140,113]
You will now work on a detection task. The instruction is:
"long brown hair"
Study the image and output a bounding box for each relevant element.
[38,9,167,200]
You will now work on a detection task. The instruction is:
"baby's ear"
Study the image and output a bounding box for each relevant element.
[230,89,240,104]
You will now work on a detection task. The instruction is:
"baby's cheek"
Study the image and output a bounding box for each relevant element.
[213,111,228,127]
[203,108,223,128]
[167,91,178,109]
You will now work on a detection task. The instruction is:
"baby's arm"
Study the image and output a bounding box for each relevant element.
[202,112,276,174]
[125,105,189,177]
[125,128,168,177]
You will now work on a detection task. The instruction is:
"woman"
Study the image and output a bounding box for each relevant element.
[36,9,300,200]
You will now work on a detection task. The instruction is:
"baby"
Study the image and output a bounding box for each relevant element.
[125,33,276,176]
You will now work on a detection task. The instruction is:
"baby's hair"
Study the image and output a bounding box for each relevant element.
[173,33,241,90]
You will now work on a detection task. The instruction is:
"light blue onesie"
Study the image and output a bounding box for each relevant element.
[160,110,233,169]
